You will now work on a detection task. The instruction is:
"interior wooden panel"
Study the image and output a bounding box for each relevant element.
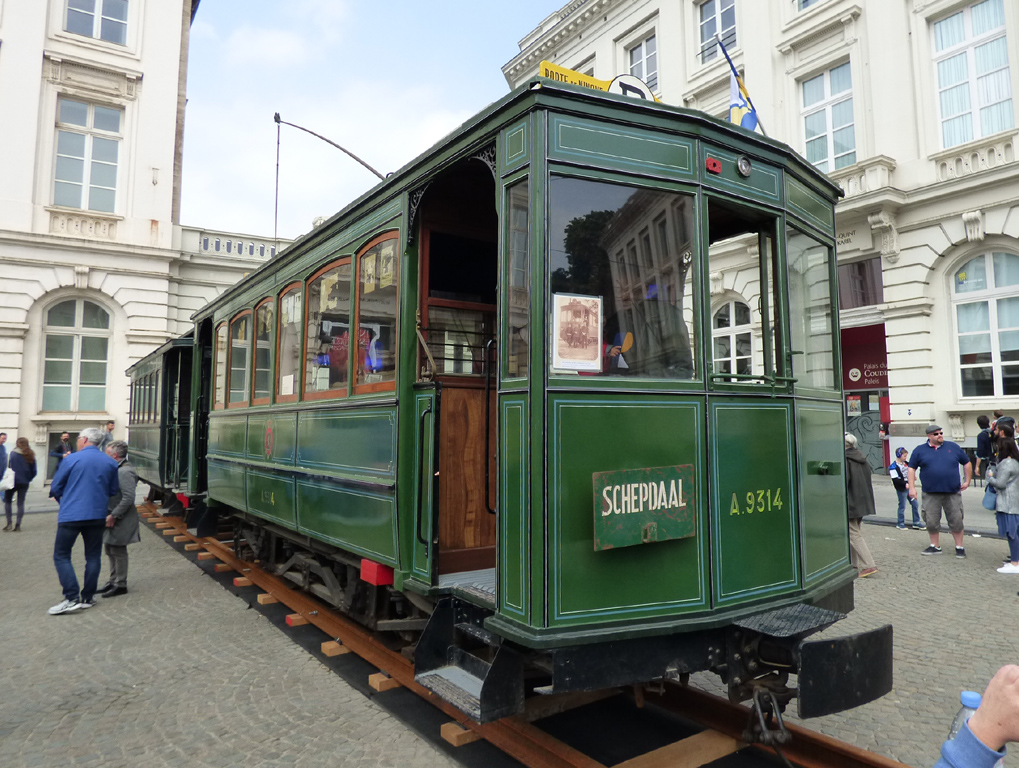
[437,387,497,562]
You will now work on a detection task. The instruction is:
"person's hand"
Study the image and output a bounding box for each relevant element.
[961,479,971,491]
[908,487,917,499]
[105,514,115,528]
[968,664,1019,751]
[607,345,621,357]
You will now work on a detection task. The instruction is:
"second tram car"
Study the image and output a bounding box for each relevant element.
[130,78,892,724]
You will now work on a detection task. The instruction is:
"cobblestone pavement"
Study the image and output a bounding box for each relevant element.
[0,514,457,768]
[5,505,1016,768]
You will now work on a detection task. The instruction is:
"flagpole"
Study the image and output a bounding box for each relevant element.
[715,34,768,138]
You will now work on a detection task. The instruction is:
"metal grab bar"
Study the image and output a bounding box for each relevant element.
[416,403,433,549]
[484,338,496,515]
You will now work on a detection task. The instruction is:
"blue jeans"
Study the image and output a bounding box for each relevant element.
[896,488,921,527]
[53,520,106,602]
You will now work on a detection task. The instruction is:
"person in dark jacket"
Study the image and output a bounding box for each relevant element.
[99,440,140,597]
[846,432,877,577]
[3,437,37,532]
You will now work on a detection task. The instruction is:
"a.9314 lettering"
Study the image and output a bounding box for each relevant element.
[729,488,783,516]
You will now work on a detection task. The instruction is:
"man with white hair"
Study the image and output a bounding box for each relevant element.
[47,427,119,615]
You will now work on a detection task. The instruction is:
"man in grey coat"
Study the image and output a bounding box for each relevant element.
[100,440,140,597]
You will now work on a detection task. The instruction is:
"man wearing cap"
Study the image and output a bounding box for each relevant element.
[907,424,972,557]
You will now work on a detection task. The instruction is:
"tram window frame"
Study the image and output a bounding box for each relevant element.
[503,176,530,381]
[785,225,839,394]
[251,298,275,406]
[704,195,784,389]
[303,258,353,401]
[213,322,227,410]
[547,174,700,384]
[226,310,253,409]
[353,232,400,396]
[275,282,303,404]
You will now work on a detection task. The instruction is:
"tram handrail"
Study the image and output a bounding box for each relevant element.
[484,338,496,516]
[414,312,436,381]
[416,403,433,550]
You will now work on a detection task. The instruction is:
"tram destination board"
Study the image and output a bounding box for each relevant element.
[592,464,696,550]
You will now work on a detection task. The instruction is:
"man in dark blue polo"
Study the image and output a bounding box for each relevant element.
[907,423,972,558]
[47,427,120,615]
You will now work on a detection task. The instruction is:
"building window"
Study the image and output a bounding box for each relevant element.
[699,0,736,64]
[42,298,110,412]
[65,0,128,45]
[712,300,753,376]
[628,33,658,90]
[799,0,822,9]
[954,252,1019,397]
[838,257,884,309]
[933,0,1013,149]
[54,97,122,213]
[803,62,855,172]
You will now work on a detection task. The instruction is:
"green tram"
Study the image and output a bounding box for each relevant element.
[130,78,892,724]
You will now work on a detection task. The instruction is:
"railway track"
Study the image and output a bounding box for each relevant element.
[142,506,909,768]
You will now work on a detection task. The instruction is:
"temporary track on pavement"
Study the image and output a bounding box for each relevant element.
[141,506,910,768]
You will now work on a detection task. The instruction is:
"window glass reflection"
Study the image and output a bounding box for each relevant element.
[306,263,351,395]
[549,177,696,379]
[787,229,836,389]
[357,238,399,387]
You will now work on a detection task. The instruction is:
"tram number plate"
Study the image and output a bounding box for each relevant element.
[592,465,696,551]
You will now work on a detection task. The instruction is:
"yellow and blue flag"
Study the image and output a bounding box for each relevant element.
[717,36,760,133]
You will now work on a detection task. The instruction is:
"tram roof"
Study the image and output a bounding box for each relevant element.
[126,333,194,376]
[192,77,841,322]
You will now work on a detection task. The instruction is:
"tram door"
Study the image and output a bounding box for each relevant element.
[415,160,499,579]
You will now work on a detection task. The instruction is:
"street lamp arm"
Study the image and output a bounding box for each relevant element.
[273,113,386,181]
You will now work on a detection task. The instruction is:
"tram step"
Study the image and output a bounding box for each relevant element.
[416,666,485,722]
[455,622,501,648]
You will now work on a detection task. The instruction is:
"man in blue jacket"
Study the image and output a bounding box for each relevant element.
[47,427,119,615]
[936,664,1017,768]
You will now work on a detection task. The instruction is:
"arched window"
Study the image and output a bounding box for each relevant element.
[712,299,753,376]
[42,298,111,412]
[953,252,1019,397]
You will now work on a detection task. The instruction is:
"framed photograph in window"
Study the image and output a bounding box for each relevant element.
[552,293,602,372]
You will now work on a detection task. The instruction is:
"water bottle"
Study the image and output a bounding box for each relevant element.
[948,691,1006,767]
[947,691,982,740]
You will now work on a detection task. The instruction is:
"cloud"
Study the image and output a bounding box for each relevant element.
[221,26,312,69]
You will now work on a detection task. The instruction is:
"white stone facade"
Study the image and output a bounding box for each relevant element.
[0,1,280,463]
[505,0,1019,454]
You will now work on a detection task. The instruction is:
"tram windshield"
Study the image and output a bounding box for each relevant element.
[549,177,697,379]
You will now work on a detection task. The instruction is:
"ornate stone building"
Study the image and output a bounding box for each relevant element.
[0,1,279,476]
[504,0,1018,468]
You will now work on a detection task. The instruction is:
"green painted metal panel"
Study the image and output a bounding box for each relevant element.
[128,425,161,485]
[247,413,297,464]
[710,401,799,605]
[502,119,529,172]
[786,174,834,232]
[702,143,781,203]
[296,478,397,564]
[297,408,397,480]
[548,115,695,181]
[209,415,246,458]
[208,459,246,510]
[592,465,696,550]
[246,468,297,528]
[796,403,851,582]
[499,394,528,620]
[548,395,707,625]
[410,390,437,581]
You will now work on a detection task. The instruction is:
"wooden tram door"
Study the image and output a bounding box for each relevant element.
[416,161,499,577]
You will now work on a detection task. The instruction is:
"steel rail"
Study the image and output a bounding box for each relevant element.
[143,509,910,768]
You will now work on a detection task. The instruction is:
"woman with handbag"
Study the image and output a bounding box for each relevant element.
[985,425,1019,573]
[3,437,37,531]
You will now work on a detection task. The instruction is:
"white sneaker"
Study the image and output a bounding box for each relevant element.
[48,599,82,615]
[996,563,1019,574]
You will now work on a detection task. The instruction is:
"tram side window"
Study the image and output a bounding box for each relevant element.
[506,180,530,378]
[305,261,352,397]
[548,177,697,379]
[253,300,274,403]
[213,322,227,409]
[228,313,252,406]
[277,286,303,401]
[786,228,836,390]
[706,199,780,383]
[355,235,399,391]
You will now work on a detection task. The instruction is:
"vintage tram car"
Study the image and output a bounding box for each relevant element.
[130,78,892,724]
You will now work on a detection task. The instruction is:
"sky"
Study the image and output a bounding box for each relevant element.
[179,0,563,242]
